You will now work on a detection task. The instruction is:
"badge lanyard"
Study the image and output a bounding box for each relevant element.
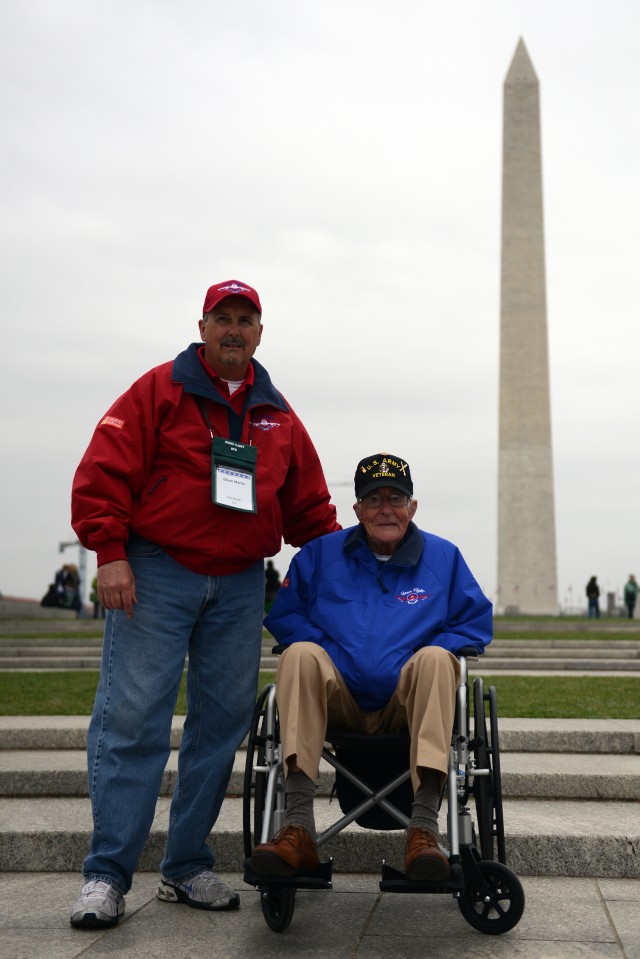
[197,399,258,513]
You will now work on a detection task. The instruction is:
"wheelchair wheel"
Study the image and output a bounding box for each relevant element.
[458,860,525,935]
[261,887,296,932]
[472,678,506,864]
[488,686,506,864]
[242,686,271,859]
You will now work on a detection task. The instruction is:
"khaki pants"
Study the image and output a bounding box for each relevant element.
[275,642,461,793]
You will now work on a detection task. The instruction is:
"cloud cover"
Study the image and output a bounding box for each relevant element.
[1,0,639,611]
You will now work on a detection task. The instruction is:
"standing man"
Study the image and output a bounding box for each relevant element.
[70,279,339,928]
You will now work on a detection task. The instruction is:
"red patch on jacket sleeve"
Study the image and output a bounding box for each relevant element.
[101,416,125,429]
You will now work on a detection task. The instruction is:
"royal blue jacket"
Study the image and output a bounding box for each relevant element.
[264,523,492,711]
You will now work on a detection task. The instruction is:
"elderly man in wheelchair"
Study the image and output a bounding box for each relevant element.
[250,452,492,883]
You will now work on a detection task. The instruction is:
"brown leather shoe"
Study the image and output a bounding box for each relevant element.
[404,827,450,881]
[251,825,320,877]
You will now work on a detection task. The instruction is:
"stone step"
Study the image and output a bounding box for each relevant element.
[0,653,100,672]
[494,620,640,634]
[488,639,640,650]
[0,603,78,622]
[2,636,639,649]
[3,609,640,631]
[2,716,639,753]
[1,748,638,801]
[0,795,638,878]
[0,657,104,670]
[2,655,639,674]
[0,637,276,651]
[1,635,639,677]
[2,638,640,675]
[0,646,104,656]
[464,658,640,671]
[6,658,640,674]
[0,640,104,649]
[0,658,276,671]
[0,636,278,648]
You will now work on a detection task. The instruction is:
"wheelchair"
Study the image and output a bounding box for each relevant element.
[242,646,525,935]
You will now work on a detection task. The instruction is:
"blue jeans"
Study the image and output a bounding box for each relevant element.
[84,536,265,893]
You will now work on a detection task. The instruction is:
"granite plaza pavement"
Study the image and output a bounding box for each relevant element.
[2,871,640,959]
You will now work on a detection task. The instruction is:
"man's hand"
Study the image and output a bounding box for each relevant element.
[97,560,137,619]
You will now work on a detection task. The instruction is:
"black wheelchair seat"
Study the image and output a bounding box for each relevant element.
[326,728,412,830]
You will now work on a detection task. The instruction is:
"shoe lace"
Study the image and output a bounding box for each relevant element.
[273,825,310,847]
[409,827,438,849]
[187,871,227,895]
[82,880,120,903]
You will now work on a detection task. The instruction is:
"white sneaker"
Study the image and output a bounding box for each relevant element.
[156,870,240,910]
[70,879,125,928]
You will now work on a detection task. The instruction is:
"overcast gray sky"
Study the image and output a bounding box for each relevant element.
[1,0,638,612]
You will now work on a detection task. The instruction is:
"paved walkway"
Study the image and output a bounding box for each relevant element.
[2,872,639,958]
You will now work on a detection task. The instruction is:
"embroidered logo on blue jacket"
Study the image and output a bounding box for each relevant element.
[396,588,429,605]
[252,418,280,431]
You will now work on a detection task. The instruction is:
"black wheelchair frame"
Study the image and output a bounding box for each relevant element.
[242,649,525,935]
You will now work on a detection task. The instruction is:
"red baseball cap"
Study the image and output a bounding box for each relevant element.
[202,280,262,316]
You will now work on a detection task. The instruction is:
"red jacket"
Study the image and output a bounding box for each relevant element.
[72,344,339,575]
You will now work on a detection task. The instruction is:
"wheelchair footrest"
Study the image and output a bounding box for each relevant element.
[379,860,464,894]
[243,857,333,890]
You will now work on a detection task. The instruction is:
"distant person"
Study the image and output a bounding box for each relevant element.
[90,576,106,619]
[586,576,600,618]
[264,559,281,610]
[69,278,339,929]
[623,575,639,619]
[63,564,83,616]
[41,583,59,608]
[52,564,82,613]
[54,565,68,607]
[90,576,99,618]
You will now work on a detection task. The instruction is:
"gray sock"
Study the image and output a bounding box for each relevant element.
[284,771,317,839]
[409,769,441,836]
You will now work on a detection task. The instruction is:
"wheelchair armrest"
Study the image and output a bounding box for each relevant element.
[458,645,481,660]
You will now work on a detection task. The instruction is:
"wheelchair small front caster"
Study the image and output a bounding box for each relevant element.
[458,860,525,934]
[260,887,296,932]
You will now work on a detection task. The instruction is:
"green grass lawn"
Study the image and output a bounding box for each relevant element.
[0,670,637,719]
[479,675,639,719]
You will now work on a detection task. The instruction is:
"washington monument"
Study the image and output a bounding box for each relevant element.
[498,39,558,615]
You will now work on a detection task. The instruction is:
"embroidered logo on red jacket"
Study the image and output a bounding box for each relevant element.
[252,418,280,431]
[396,588,429,605]
[100,416,125,430]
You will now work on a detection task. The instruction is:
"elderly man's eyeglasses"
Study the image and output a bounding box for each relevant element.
[359,492,410,509]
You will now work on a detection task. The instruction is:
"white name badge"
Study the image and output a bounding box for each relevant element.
[215,464,254,512]
[211,437,258,513]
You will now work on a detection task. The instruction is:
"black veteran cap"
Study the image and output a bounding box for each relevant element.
[354,454,413,499]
